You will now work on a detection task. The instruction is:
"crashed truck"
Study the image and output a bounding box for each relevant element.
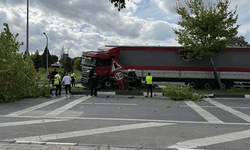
[81,45,250,89]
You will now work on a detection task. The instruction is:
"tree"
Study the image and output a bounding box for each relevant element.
[51,55,59,64]
[73,57,81,71]
[109,0,128,11]
[0,23,50,102]
[32,50,42,72]
[59,58,66,66]
[41,47,52,68]
[64,57,72,72]
[173,0,239,89]
[228,35,249,47]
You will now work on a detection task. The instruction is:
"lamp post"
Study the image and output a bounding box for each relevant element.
[43,32,48,78]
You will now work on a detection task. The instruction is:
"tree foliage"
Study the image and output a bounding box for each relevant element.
[0,23,50,102]
[228,35,249,47]
[41,47,52,68]
[73,57,81,71]
[174,0,239,61]
[51,55,59,64]
[109,0,128,11]
[64,57,72,72]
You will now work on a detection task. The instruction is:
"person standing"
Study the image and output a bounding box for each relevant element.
[90,73,98,96]
[51,69,58,85]
[62,72,72,97]
[145,72,153,97]
[71,70,76,87]
[54,72,62,96]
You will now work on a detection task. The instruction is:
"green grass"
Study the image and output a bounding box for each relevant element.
[69,86,250,95]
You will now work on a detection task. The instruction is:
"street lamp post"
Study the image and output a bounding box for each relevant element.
[43,32,48,78]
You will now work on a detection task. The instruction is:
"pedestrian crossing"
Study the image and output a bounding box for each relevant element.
[2,96,250,125]
[1,96,250,149]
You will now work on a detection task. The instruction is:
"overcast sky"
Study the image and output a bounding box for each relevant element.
[1,0,249,58]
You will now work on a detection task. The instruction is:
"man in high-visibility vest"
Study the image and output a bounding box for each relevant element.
[71,70,76,87]
[145,72,153,97]
[54,72,62,96]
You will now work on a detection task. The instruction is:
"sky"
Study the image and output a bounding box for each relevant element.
[0,0,250,59]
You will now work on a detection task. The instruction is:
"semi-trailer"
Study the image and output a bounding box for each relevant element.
[81,45,250,89]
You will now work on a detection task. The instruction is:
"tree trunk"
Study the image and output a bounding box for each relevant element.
[209,56,224,90]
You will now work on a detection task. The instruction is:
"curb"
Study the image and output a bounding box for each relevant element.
[71,91,250,99]
[0,140,202,150]
[71,91,164,96]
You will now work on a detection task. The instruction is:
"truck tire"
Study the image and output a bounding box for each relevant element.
[186,79,199,89]
[104,80,113,89]
[202,81,213,90]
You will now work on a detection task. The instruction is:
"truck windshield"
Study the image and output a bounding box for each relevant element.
[82,56,96,66]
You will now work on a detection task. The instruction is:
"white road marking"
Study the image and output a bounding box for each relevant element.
[207,98,250,122]
[82,103,137,106]
[6,97,67,117]
[168,129,250,149]
[185,101,223,123]
[0,119,67,127]
[44,96,91,117]
[1,115,250,126]
[13,122,174,142]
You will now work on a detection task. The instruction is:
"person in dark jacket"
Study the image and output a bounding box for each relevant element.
[90,73,98,96]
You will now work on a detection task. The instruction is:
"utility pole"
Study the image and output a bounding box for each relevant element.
[26,0,29,55]
[43,32,48,77]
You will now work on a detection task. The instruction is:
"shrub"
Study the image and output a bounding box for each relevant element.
[162,82,204,101]
[0,23,50,102]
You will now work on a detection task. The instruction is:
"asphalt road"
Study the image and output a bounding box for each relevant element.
[0,94,250,150]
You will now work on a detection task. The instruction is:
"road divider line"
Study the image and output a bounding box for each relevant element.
[207,98,250,122]
[6,97,67,117]
[13,122,174,142]
[168,129,250,149]
[0,119,67,127]
[82,103,137,106]
[44,96,91,117]
[185,101,223,123]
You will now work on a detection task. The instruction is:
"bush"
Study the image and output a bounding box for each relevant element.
[0,23,50,102]
[162,82,204,101]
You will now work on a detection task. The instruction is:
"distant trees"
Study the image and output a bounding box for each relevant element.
[228,35,249,47]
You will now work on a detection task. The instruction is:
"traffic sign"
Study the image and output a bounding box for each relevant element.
[111,59,123,73]
[114,71,125,82]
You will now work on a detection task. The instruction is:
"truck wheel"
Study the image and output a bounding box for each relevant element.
[187,80,199,89]
[104,80,113,89]
[202,81,213,90]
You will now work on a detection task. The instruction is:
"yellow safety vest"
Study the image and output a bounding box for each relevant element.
[146,76,153,84]
[71,73,76,78]
[54,74,60,85]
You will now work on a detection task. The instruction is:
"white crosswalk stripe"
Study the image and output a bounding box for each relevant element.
[0,119,67,127]
[185,101,223,123]
[44,96,91,117]
[207,98,250,122]
[12,122,175,142]
[6,97,67,117]
[169,129,250,149]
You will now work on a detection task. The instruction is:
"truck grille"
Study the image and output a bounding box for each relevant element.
[81,66,92,86]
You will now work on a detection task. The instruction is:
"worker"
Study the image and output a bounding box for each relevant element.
[90,73,98,96]
[54,72,62,96]
[71,70,76,87]
[51,69,58,85]
[145,72,153,97]
[62,72,72,97]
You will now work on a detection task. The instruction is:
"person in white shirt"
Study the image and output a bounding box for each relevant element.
[62,72,72,96]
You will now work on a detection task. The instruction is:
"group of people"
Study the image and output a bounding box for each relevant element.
[50,69,153,98]
[50,69,77,97]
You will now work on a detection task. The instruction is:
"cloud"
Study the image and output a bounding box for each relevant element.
[0,0,249,59]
